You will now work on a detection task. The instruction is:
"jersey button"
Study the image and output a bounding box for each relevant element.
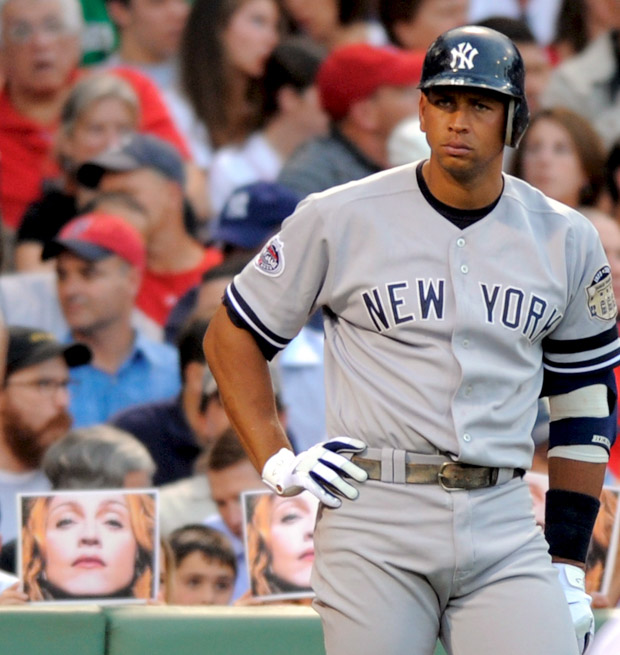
[463,433,472,442]
[456,238,466,247]
[462,339,470,348]
[460,264,469,274]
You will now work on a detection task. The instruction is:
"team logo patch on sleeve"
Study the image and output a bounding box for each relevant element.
[586,266,617,320]
[254,236,285,277]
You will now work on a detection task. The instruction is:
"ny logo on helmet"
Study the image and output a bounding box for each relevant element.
[450,42,479,70]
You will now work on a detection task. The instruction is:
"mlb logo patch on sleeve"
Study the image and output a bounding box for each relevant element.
[586,266,617,320]
[254,236,285,277]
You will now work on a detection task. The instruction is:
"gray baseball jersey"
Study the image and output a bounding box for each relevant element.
[227,164,620,468]
[226,161,620,470]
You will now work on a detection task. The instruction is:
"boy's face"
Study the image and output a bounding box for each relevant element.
[169,551,235,605]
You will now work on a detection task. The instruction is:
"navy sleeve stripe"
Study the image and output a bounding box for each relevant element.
[543,325,618,354]
[224,298,280,361]
[227,282,291,350]
[543,349,620,374]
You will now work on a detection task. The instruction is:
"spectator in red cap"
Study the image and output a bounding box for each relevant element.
[277,43,424,199]
[41,211,182,428]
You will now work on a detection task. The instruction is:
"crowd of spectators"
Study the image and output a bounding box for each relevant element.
[0,0,619,645]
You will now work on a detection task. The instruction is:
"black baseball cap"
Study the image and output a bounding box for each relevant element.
[76,132,186,189]
[6,327,92,378]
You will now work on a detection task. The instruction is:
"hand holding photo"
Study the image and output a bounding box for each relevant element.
[18,489,158,603]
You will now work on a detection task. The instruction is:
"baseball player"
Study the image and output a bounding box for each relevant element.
[204,26,619,655]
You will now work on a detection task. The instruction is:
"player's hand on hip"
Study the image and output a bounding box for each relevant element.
[261,437,368,508]
[553,563,595,654]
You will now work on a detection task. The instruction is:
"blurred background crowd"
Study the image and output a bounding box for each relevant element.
[0,0,619,630]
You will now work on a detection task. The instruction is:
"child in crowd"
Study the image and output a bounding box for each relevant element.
[167,524,237,606]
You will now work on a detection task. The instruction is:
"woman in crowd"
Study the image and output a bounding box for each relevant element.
[510,107,607,210]
[15,73,140,272]
[21,490,156,601]
[246,490,318,599]
[180,0,281,152]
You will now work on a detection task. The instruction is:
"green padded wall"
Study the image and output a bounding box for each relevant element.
[0,605,105,655]
[105,605,327,655]
[102,606,620,655]
[0,604,616,655]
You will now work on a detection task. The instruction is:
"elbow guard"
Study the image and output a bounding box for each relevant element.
[547,376,617,462]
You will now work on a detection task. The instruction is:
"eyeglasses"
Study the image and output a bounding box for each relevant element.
[6,18,74,44]
[5,378,80,396]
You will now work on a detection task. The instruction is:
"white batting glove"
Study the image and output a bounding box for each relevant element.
[553,563,595,654]
[261,437,368,508]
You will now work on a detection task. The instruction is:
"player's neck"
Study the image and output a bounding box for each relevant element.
[422,157,504,210]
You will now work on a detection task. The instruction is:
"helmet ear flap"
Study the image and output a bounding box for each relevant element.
[505,97,530,148]
[505,99,515,147]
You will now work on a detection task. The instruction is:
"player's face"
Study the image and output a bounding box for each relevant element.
[268,493,318,589]
[43,494,138,596]
[519,117,587,209]
[169,551,235,605]
[207,460,263,539]
[223,0,280,79]
[419,88,506,183]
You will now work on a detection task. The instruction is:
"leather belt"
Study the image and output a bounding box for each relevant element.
[351,455,524,491]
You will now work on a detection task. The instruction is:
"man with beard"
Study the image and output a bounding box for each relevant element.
[0,326,90,547]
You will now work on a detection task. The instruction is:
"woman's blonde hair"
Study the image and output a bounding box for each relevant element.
[246,493,274,596]
[22,492,156,601]
[60,73,139,138]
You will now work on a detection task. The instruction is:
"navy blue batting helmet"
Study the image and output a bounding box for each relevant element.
[419,25,529,148]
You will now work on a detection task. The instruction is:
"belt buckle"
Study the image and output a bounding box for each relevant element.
[437,462,468,491]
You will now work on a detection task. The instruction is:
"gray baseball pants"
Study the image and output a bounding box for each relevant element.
[311,471,579,655]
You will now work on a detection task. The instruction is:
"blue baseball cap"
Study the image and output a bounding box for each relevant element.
[211,182,300,250]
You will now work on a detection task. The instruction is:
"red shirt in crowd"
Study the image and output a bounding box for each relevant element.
[137,247,223,327]
[0,67,190,231]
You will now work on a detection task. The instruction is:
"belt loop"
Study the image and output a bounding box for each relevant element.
[495,468,514,485]
[380,448,393,482]
[393,450,406,484]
